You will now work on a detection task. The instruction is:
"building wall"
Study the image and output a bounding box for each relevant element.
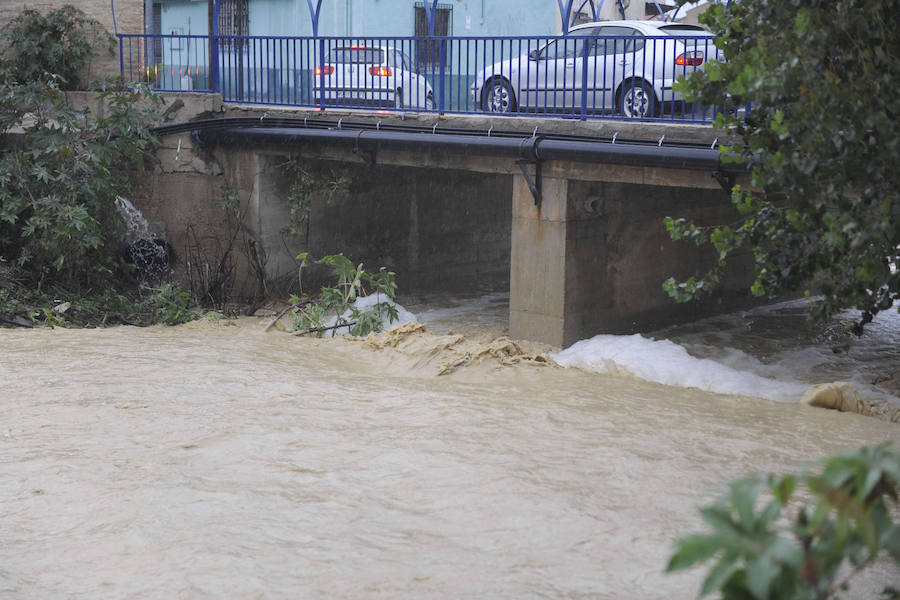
[0,0,144,82]
[157,0,594,39]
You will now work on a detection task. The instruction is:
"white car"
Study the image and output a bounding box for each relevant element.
[313,45,435,111]
[472,21,720,118]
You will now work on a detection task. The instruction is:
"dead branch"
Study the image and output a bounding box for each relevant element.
[292,320,356,337]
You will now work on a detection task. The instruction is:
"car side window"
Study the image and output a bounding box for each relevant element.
[401,52,413,71]
[595,26,645,56]
[540,28,597,61]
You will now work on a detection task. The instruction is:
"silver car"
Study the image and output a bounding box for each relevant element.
[472,21,719,118]
[314,45,435,111]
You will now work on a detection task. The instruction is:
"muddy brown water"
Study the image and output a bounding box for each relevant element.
[1,317,898,598]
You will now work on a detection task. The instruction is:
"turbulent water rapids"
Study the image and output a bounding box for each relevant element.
[1,300,898,599]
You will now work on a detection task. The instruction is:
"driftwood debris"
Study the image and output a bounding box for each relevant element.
[292,321,357,337]
[264,298,322,332]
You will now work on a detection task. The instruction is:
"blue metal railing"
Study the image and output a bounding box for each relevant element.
[117,32,727,122]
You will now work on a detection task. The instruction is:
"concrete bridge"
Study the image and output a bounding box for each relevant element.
[127,92,752,347]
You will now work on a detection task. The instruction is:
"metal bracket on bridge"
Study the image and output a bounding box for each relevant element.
[353,130,376,168]
[516,159,542,208]
[712,170,735,192]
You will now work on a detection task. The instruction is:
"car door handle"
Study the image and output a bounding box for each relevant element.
[565,61,576,69]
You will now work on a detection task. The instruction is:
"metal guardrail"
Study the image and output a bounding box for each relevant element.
[118,32,727,123]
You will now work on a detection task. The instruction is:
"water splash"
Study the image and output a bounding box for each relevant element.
[115,196,168,280]
[115,196,154,244]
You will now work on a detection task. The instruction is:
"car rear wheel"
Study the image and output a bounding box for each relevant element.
[425,93,435,111]
[482,77,516,113]
[618,80,657,118]
[394,88,404,109]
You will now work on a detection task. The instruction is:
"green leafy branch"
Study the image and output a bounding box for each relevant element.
[667,442,900,599]
[290,253,399,337]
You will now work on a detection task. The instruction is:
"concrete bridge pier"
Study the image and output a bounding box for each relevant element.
[510,168,754,347]
[511,175,585,348]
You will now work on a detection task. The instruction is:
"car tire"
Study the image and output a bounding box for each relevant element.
[425,93,435,111]
[394,88,404,109]
[618,79,657,118]
[482,77,516,113]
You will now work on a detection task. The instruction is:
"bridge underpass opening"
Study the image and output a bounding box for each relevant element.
[255,156,514,299]
[245,154,754,347]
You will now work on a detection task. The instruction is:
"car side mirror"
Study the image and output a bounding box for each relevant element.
[529,49,540,61]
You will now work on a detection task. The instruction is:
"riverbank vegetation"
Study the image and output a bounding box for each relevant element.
[0,6,179,327]
[666,0,898,333]
[264,252,400,337]
[669,442,900,599]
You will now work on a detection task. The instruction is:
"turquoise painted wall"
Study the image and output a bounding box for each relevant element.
[158,0,566,39]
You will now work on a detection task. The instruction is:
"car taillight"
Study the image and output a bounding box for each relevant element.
[368,66,392,77]
[314,65,334,76]
[676,51,704,66]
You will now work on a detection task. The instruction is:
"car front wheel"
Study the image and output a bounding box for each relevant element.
[482,77,516,113]
[618,80,657,118]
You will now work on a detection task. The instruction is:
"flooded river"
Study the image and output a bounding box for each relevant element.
[1,298,898,598]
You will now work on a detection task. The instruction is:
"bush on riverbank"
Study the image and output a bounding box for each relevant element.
[0,6,198,327]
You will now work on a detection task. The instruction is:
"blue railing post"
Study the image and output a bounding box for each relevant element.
[118,35,125,79]
[306,0,325,108]
[556,0,575,35]
[580,36,589,118]
[317,37,325,109]
[211,0,221,93]
[438,38,446,113]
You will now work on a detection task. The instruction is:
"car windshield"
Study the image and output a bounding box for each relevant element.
[328,47,385,64]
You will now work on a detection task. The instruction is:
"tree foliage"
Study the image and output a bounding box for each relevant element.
[0,5,163,296]
[668,443,900,599]
[0,73,163,290]
[0,5,114,90]
[666,0,899,330]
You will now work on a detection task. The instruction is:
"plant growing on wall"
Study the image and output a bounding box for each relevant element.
[667,442,900,599]
[290,253,399,337]
[184,185,270,313]
[279,156,353,241]
[0,5,115,90]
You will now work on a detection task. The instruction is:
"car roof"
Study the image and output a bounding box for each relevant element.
[569,20,711,35]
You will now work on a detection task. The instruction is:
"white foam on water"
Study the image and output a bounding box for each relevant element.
[551,333,810,402]
[550,299,900,405]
